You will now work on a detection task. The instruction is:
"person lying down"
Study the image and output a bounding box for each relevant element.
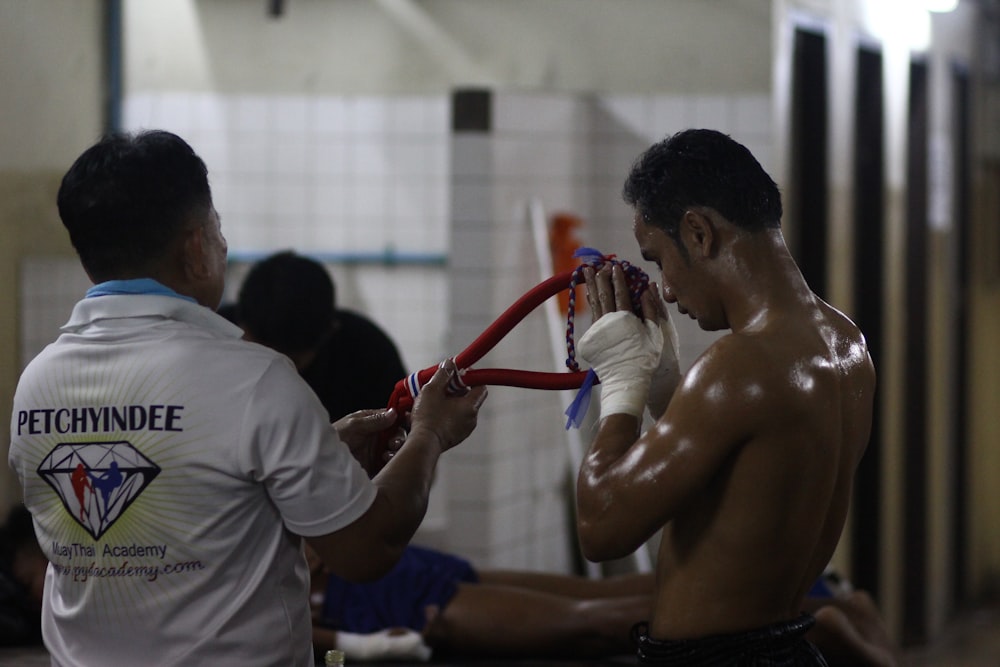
[306,544,898,666]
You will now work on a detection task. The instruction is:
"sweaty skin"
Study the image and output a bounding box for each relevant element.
[576,208,876,641]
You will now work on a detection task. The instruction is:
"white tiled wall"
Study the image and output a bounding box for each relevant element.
[124,93,450,253]
[18,258,92,371]
[20,88,774,575]
[124,91,452,375]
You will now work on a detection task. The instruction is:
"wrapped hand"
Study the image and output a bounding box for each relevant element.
[579,311,663,419]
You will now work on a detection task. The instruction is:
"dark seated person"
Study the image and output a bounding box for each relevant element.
[0,505,45,647]
[233,251,407,422]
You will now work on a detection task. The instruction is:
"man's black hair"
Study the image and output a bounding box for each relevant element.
[57,130,213,281]
[237,251,336,356]
[622,129,783,243]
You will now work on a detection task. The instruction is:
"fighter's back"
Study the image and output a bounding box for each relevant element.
[649,296,875,639]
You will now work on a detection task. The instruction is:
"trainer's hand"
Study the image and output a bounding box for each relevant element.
[334,408,405,476]
[409,360,487,452]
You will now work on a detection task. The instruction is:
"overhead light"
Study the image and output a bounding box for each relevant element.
[924,0,959,12]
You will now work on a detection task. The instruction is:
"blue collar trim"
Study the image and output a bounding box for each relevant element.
[86,279,197,304]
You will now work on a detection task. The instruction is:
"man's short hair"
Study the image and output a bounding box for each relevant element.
[237,251,336,356]
[623,129,783,239]
[57,130,213,281]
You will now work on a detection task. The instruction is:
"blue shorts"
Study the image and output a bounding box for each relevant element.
[806,577,835,598]
[319,545,479,633]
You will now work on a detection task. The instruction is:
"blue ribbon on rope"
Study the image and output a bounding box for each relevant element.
[573,246,606,264]
[565,368,598,429]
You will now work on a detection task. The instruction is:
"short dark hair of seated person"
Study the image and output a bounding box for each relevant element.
[236,251,407,421]
[0,505,44,647]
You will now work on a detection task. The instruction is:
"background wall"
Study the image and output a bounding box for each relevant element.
[2,0,998,649]
[113,0,777,572]
[0,1,104,512]
[122,0,773,573]
[124,0,773,95]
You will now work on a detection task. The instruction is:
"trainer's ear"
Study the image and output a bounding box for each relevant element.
[680,209,716,258]
[181,223,211,280]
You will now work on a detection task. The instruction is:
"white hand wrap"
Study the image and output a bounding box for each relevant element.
[579,311,663,419]
[336,629,432,662]
[646,316,681,419]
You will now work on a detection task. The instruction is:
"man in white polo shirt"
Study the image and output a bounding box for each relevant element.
[8,130,487,667]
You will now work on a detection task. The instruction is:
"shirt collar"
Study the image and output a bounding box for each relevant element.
[86,278,197,303]
[64,290,243,339]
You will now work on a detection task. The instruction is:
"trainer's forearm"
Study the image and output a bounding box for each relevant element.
[369,425,446,546]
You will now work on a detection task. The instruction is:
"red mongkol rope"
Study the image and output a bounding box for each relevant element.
[380,250,650,444]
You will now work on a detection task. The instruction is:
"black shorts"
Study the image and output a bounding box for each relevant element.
[633,614,828,666]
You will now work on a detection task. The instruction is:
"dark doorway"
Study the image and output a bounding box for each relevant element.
[791,27,829,298]
[850,44,885,602]
[950,62,971,608]
[902,58,930,645]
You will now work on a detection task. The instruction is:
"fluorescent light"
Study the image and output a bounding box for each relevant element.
[924,0,959,12]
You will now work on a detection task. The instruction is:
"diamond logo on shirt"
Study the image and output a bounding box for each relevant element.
[37,442,161,540]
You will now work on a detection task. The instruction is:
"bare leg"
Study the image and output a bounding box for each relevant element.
[476,569,653,599]
[423,581,651,658]
[804,591,899,667]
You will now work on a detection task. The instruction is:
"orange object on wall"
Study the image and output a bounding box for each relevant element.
[549,212,586,315]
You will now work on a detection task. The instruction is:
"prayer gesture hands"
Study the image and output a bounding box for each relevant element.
[581,265,680,420]
[583,264,661,322]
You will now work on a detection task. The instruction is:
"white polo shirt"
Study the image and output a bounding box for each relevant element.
[9,292,377,666]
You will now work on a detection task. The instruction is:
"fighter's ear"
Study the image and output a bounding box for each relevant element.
[680,209,716,258]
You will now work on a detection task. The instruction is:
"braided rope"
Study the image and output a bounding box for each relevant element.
[564,254,651,372]
[378,249,652,458]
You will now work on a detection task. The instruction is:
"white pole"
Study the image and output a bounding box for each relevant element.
[526,197,652,576]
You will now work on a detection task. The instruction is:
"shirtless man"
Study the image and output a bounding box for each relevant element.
[575,129,876,664]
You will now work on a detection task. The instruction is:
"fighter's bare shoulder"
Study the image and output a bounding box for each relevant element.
[665,332,819,438]
[679,333,792,402]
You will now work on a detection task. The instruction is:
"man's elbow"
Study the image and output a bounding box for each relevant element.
[308,538,405,583]
[577,522,632,563]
